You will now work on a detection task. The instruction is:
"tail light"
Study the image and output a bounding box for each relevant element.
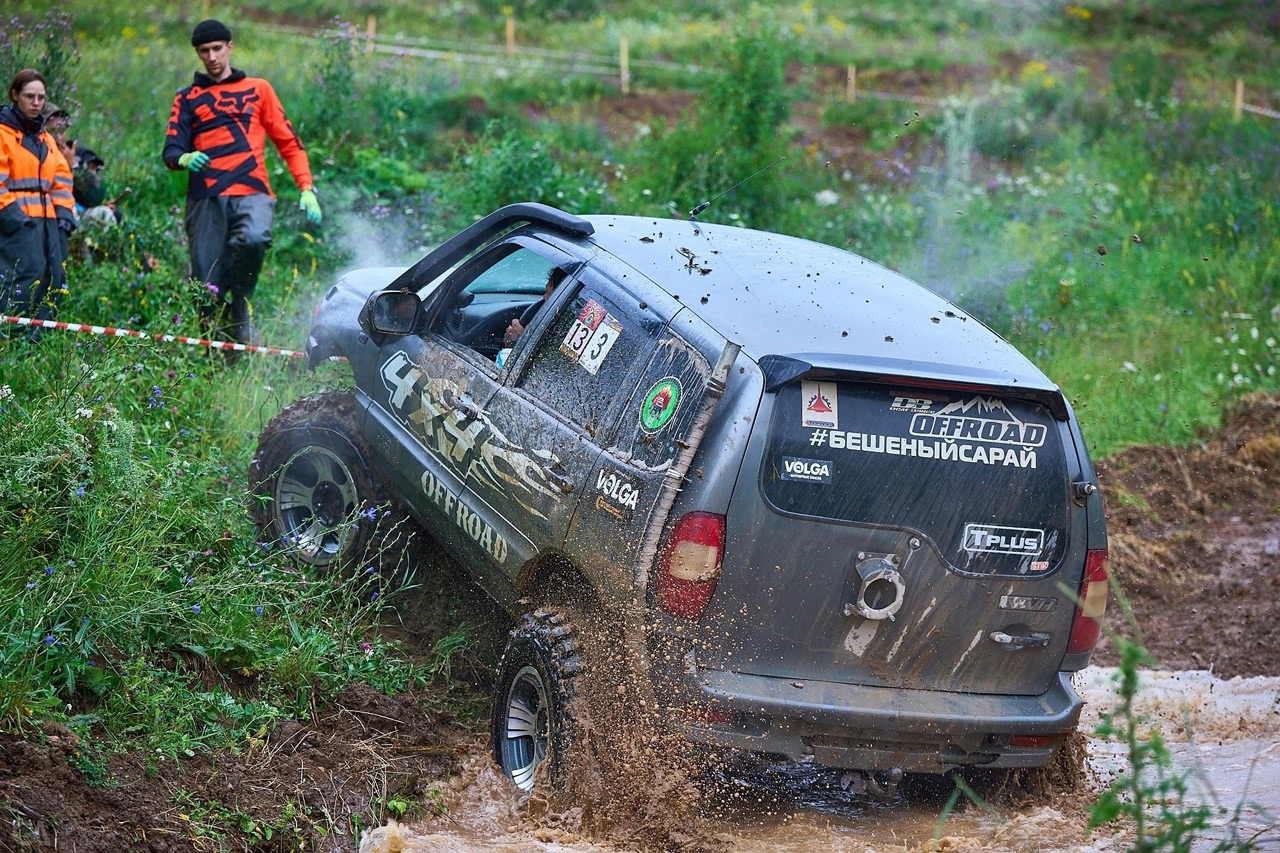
[1066,548,1109,654]
[657,512,725,619]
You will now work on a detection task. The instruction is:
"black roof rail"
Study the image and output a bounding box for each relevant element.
[391,203,594,291]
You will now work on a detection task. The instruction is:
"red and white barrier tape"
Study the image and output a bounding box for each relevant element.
[3,314,306,358]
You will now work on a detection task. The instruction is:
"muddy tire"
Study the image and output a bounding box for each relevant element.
[491,608,584,792]
[250,392,385,571]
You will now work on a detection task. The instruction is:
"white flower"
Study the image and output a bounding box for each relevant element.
[74,407,93,419]
[0,385,11,401]
[814,189,840,207]
[1122,361,1138,373]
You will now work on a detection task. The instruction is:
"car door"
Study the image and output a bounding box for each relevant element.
[362,241,576,608]
[472,267,668,589]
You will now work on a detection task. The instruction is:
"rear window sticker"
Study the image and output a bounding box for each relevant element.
[908,395,1047,447]
[962,523,1045,556]
[640,377,682,433]
[560,298,607,362]
[889,394,941,413]
[578,314,623,376]
[801,380,838,428]
[810,428,1042,469]
[779,455,833,484]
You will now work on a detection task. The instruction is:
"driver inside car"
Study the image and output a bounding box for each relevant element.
[497,266,568,366]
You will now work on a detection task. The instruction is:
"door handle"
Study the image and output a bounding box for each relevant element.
[541,465,575,494]
[989,630,1051,649]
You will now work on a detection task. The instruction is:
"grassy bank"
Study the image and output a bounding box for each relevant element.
[1,0,1278,845]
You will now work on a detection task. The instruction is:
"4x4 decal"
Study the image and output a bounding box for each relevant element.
[380,351,564,519]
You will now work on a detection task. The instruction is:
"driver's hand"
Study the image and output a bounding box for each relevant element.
[503,318,525,348]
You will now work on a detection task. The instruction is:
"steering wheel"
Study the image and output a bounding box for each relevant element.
[517,299,543,329]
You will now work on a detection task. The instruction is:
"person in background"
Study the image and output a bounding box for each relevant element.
[41,102,119,228]
[0,69,75,336]
[163,18,322,347]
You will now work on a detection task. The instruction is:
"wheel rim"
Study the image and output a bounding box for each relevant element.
[501,664,549,791]
[273,445,360,566]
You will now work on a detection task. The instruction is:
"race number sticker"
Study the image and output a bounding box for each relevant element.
[801,380,839,428]
[578,315,623,376]
[560,299,606,362]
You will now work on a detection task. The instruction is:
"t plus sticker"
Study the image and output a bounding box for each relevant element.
[640,377,682,433]
[560,298,606,362]
[578,315,622,376]
[801,380,839,428]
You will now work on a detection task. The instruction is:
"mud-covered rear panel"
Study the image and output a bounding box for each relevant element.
[695,379,1085,697]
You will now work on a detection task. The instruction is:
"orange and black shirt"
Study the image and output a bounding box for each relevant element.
[163,69,312,200]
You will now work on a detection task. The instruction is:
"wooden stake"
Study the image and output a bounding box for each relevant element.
[1234,77,1244,122]
[847,64,857,103]
[506,16,515,59]
[365,13,376,54]
[620,36,630,96]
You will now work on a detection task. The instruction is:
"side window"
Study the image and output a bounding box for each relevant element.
[516,285,658,436]
[428,246,561,360]
[609,329,713,469]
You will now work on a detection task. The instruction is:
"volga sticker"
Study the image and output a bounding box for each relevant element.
[962,523,1045,556]
[640,377,681,433]
[578,315,622,376]
[594,468,641,519]
[780,455,832,484]
[801,380,838,428]
[560,298,607,362]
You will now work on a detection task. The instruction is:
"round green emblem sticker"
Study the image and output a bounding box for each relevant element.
[640,377,682,433]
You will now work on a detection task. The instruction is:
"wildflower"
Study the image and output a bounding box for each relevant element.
[360,642,372,652]
[76,486,85,497]
[205,282,219,296]
[255,606,263,617]
[26,582,36,589]
[45,565,54,575]
[363,507,378,522]
[192,604,201,614]
[371,592,380,602]
[366,566,376,574]
[45,635,56,646]
[0,385,11,401]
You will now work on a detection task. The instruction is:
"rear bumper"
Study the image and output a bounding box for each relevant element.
[679,668,1082,773]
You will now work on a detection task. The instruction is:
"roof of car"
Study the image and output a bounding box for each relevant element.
[581,215,1056,392]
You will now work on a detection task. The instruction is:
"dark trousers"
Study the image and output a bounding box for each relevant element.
[186,194,274,343]
[0,216,67,324]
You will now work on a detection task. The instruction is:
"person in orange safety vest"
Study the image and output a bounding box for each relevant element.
[0,69,75,338]
[163,19,322,347]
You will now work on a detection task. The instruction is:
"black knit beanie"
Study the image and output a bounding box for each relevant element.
[191,19,232,46]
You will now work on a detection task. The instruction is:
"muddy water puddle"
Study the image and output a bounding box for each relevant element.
[364,667,1280,853]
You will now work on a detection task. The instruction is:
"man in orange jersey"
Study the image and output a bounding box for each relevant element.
[163,19,322,347]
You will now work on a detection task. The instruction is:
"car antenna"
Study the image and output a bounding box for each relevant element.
[688,156,787,234]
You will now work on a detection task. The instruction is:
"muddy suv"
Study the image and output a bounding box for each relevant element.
[252,203,1109,797]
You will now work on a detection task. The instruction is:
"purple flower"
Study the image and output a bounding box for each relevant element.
[255,606,263,616]
[204,282,219,296]
[45,635,55,646]
[370,592,380,602]
[44,566,54,575]
[76,486,85,497]
[192,604,201,614]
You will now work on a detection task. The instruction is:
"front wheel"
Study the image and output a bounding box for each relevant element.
[249,392,383,570]
[491,608,584,792]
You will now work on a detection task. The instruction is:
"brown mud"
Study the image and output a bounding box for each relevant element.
[4,383,1280,851]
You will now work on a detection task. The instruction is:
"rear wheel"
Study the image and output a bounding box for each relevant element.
[250,392,383,570]
[491,608,584,792]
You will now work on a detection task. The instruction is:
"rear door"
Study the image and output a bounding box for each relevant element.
[695,378,1085,696]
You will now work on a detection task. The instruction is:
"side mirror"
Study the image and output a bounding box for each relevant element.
[367,290,421,336]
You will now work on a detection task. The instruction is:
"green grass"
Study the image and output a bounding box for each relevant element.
[1,1,1279,843]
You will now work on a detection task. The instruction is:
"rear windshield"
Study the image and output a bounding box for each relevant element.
[762,381,1070,577]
